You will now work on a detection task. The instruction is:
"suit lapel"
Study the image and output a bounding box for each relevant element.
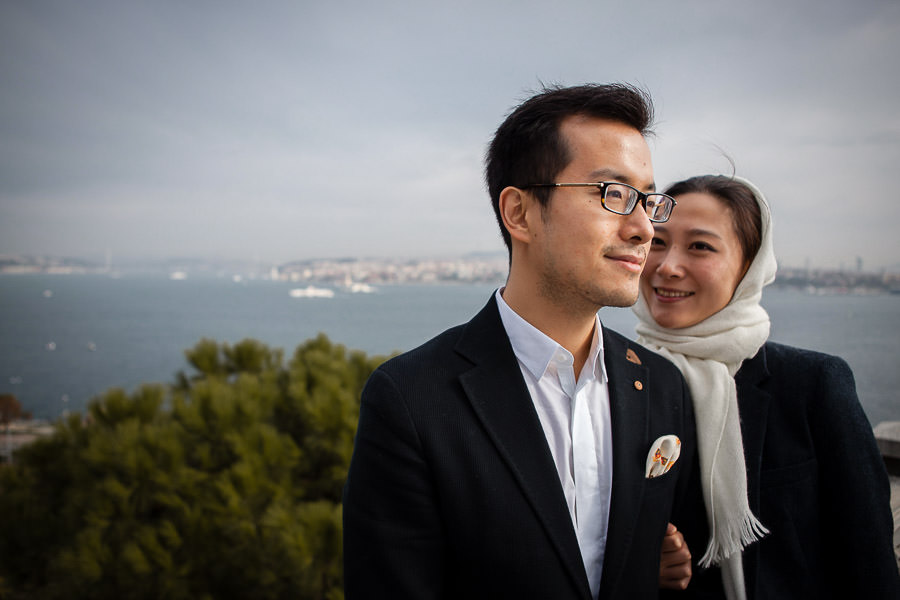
[733,344,771,599]
[736,344,771,501]
[598,328,650,598]
[455,298,592,600]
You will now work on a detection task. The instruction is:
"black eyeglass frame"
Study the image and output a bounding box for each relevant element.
[521,181,676,223]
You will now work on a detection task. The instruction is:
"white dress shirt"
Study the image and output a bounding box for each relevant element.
[495,289,613,598]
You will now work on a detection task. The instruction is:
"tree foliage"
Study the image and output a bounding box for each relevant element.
[0,334,388,599]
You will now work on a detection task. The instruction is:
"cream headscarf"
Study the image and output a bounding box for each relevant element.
[632,176,777,600]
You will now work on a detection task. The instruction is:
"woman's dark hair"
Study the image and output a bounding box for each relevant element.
[485,83,654,254]
[664,175,763,265]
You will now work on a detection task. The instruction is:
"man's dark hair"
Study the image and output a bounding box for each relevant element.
[485,83,655,254]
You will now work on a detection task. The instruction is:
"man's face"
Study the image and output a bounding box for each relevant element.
[528,115,656,310]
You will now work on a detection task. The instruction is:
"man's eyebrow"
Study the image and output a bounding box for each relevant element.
[587,168,656,192]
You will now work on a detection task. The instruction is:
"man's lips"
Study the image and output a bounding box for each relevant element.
[607,253,645,273]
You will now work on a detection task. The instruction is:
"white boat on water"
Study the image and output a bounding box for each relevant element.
[342,275,376,294]
[348,282,376,294]
[289,286,335,299]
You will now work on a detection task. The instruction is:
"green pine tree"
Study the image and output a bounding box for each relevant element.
[0,334,389,600]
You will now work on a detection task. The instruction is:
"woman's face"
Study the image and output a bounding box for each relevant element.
[640,192,748,329]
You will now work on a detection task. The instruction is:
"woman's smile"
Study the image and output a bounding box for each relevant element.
[653,287,694,300]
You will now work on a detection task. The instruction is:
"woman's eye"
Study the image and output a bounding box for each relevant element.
[691,241,715,251]
[650,237,665,247]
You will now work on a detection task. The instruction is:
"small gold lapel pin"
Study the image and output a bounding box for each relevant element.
[625,348,641,365]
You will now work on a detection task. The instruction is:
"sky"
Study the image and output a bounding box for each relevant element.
[1,0,898,271]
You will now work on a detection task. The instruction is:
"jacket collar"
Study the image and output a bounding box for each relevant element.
[733,343,772,600]
[455,297,593,598]
[734,343,772,483]
[454,297,658,600]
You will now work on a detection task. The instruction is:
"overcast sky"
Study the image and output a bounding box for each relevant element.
[1,0,898,270]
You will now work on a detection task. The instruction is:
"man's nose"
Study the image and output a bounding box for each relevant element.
[623,206,654,243]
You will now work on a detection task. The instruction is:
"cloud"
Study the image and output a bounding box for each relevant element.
[1,0,898,269]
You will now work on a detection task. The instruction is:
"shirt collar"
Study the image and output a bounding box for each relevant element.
[495,288,607,382]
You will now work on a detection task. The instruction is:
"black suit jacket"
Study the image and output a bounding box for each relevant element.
[343,297,702,599]
[679,342,900,599]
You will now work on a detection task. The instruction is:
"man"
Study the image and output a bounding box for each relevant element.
[343,84,700,599]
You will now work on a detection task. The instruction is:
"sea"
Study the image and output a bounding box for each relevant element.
[1,273,898,427]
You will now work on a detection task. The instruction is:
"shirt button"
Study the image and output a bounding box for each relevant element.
[634,380,643,391]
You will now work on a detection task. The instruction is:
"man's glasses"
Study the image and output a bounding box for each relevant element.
[522,181,676,223]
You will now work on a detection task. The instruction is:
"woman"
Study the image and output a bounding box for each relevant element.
[636,175,899,599]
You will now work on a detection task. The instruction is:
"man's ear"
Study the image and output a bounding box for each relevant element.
[499,186,535,245]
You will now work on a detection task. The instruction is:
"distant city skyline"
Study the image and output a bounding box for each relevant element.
[2,1,899,270]
[3,251,898,282]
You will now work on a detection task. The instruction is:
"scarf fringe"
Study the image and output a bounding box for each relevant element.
[698,513,770,569]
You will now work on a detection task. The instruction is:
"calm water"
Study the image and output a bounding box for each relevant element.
[1,274,898,426]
